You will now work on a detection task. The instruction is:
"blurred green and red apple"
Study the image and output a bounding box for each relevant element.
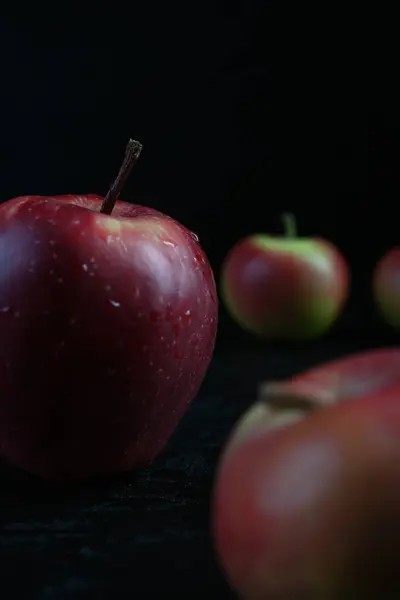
[220,214,349,340]
[213,348,400,599]
[373,246,400,330]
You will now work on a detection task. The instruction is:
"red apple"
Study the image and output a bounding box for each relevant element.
[260,346,400,408]
[373,246,400,329]
[213,348,400,599]
[220,214,349,340]
[0,140,218,482]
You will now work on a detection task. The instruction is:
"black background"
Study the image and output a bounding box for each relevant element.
[0,7,399,599]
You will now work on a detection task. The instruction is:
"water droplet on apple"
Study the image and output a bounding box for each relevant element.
[109,299,121,308]
[190,231,199,242]
[82,264,88,271]
[162,240,176,248]
[0,306,10,313]
[183,309,192,324]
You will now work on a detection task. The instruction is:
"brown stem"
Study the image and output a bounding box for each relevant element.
[249,382,323,433]
[257,382,322,412]
[100,139,143,215]
[281,212,297,238]
[230,383,321,445]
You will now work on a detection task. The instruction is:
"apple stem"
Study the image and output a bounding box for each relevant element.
[100,139,143,215]
[282,212,297,238]
[258,383,321,413]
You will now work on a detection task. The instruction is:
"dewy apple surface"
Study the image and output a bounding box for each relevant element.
[0,140,218,481]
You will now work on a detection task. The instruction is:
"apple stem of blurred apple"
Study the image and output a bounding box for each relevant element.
[282,212,297,238]
[258,382,321,413]
[100,139,143,215]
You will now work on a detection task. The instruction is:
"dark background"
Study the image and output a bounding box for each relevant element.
[0,7,399,599]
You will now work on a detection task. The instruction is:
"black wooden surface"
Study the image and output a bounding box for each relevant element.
[0,334,395,599]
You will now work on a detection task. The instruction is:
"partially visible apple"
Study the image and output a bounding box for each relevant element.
[220,214,349,340]
[0,140,218,481]
[213,348,400,599]
[373,246,400,329]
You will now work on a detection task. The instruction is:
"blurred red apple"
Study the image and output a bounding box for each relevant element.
[373,246,400,329]
[213,348,400,599]
[220,214,349,340]
[0,140,218,481]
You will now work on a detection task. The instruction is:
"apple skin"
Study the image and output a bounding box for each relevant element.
[373,247,400,329]
[213,348,400,599]
[0,194,218,481]
[220,233,349,340]
[260,346,400,408]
